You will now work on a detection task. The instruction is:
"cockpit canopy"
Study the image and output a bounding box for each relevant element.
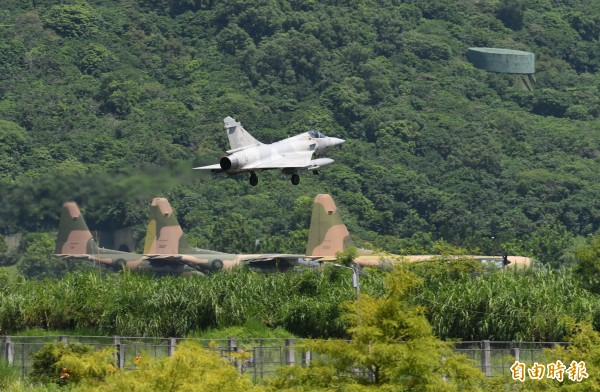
[309,130,326,138]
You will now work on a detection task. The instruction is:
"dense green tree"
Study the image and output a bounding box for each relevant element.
[495,0,525,30]
[30,342,95,385]
[43,3,97,37]
[98,74,143,116]
[0,39,25,77]
[15,233,91,280]
[45,341,263,391]
[0,120,32,180]
[524,224,574,267]
[77,43,116,76]
[210,212,258,253]
[216,22,254,55]
[574,233,600,294]
[270,267,489,390]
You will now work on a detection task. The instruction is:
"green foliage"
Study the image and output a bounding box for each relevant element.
[216,23,254,55]
[257,228,308,254]
[0,268,23,294]
[269,266,489,390]
[508,321,600,390]
[0,120,32,180]
[30,341,94,384]
[44,3,96,37]
[243,29,325,86]
[1,263,600,343]
[0,360,20,391]
[418,268,598,341]
[0,39,25,77]
[525,224,574,267]
[98,74,143,115]
[0,269,363,338]
[0,0,600,356]
[574,233,600,294]
[58,347,117,386]
[0,359,61,391]
[335,246,358,267]
[406,258,485,286]
[73,341,262,391]
[401,31,452,61]
[1,0,600,306]
[15,233,92,280]
[496,0,525,30]
[77,43,116,76]
[210,212,257,253]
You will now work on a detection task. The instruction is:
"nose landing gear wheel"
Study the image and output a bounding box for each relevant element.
[249,173,258,186]
[291,174,300,185]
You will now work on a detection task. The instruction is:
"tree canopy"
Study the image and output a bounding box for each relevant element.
[1,0,600,264]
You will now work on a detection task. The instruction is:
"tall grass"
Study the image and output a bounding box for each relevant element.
[417,267,599,341]
[1,265,597,341]
[0,267,375,338]
[0,360,20,390]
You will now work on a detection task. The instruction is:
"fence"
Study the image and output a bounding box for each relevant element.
[2,336,567,382]
[454,340,569,377]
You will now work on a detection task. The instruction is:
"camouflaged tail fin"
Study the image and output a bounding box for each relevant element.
[144,198,194,254]
[56,202,99,255]
[306,194,354,257]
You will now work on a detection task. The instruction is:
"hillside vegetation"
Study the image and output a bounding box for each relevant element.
[1,0,600,264]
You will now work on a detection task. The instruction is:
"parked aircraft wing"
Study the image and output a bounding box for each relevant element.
[55,254,98,260]
[144,254,184,262]
[243,254,322,267]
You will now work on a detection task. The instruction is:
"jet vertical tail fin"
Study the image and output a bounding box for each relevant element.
[144,198,194,254]
[55,202,99,255]
[306,194,354,257]
[224,116,262,152]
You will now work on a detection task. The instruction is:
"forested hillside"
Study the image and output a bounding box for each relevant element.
[1,0,600,264]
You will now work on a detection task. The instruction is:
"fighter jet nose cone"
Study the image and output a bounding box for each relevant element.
[334,138,345,148]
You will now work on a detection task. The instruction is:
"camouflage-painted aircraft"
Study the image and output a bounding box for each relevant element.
[306,194,533,269]
[193,116,344,186]
[54,202,200,275]
[143,197,321,273]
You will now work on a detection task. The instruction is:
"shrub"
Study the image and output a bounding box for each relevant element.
[30,342,94,384]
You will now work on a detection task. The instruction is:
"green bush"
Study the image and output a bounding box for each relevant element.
[44,3,96,37]
[30,342,94,384]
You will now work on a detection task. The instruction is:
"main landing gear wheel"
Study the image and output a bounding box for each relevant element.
[249,173,258,186]
[113,259,126,272]
[291,174,300,185]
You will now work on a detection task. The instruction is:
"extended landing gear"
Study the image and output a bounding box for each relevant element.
[113,259,126,272]
[291,173,300,185]
[249,172,258,186]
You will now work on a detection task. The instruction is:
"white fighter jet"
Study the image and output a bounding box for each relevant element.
[194,116,345,186]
